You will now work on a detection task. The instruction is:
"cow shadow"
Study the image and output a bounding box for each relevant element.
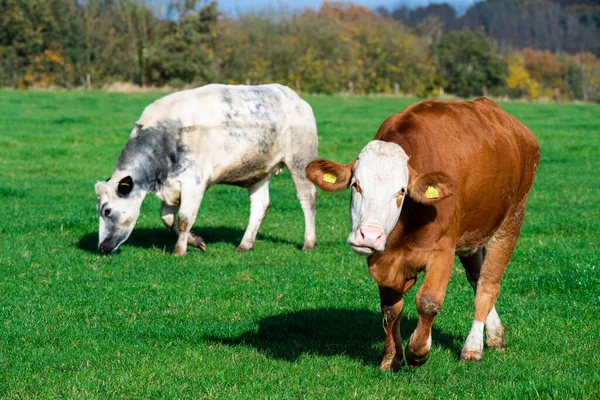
[205,308,463,367]
[77,226,301,254]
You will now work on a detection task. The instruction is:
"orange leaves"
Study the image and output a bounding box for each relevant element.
[507,48,600,101]
[18,49,73,89]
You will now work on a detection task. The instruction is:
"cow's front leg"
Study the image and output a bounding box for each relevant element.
[160,202,178,231]
[172,183,205,256]
[161,202,206,251]
[379,286,405,371]
[237,176,271,252]
[405,249,454,368]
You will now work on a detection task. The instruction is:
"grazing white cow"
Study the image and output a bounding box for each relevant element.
[95,84,318,255]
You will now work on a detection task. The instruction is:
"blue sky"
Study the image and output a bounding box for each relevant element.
[217,0,482,15]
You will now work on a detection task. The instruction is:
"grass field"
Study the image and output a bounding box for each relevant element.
[1,90,599,398]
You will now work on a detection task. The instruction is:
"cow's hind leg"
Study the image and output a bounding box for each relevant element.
[460,209,526,361]
[237,175,272,252]
[288,163,316,250]
[161,202,206,251]
[459,248,506,362]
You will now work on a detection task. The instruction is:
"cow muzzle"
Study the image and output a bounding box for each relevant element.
[99,242,116,254]
[348,226,386,255]
[98,236,126,254]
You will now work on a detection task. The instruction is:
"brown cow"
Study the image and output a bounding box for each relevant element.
[306,98,539,370]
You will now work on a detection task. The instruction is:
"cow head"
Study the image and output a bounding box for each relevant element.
[306,140,454,256]
[94,174,146,254]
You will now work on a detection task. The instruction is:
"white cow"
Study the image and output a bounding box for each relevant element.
[95,84,318,255]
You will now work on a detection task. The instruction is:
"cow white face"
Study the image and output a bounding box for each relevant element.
[306,140,454,258]
[346,141,409,255]
[94,175,145,254]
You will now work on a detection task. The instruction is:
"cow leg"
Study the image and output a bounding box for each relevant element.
[459,247,506,360]
[484,307,506,350]
[172,183,205,256]
[379,276,416,371]
[289,166,317,250]
[405,249,454,368]
[459,247,485,292]
[160,202,206,251]
[379,286,405,371]
[237,177,271,252]
[460,210,525,361]
[160,202,178,231]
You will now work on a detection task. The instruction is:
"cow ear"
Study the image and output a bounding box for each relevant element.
[407,167,455,204]
[305,159,355,192]
[95,181,107,197]
[117,176,134,196]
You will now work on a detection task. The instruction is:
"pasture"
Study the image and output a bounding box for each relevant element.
[0,90,598,398]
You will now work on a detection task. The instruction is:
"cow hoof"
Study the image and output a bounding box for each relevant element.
[459,349,483,362]
[380,356,404,372]
[405,345,429,368]
[189,235,206,251]
[171,248,187,257]
[236,244,254,252]
[302,242,316,251]
[486,337,507,350]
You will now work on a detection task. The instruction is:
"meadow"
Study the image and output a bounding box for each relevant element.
[0,90,599,398]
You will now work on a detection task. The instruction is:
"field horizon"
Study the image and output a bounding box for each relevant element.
[0,90,598,398]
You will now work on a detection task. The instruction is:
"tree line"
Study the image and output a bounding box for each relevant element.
[382,0,600,57]
[0,0,598,101]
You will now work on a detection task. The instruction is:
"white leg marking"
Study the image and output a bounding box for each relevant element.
[426,334,432,352]
[409,333,432,352]
[463,321,485,353]
[485,306,507,348]
[485,307,502,334]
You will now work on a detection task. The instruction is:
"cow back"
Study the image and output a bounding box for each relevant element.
[375,98,540,248]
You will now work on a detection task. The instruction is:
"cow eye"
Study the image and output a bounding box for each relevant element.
[104,208,112,217]
[399,187,406,195]
[350,181,358,190]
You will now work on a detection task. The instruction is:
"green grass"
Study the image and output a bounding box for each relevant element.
[1,90,599,398]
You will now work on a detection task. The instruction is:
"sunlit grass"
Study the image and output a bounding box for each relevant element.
[0,91,598,398]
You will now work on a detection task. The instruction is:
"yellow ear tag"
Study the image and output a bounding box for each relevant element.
[322,173,337,184]
[425,186,439,199]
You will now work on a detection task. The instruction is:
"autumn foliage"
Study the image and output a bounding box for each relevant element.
[0,0,599,101]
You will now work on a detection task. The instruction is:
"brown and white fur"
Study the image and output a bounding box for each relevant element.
[306,98,539,369]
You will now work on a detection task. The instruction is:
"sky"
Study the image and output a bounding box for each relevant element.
[216,0,483,15]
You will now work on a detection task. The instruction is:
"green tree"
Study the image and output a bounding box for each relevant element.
[81,0,139,86]
[433,28,507,97]
[147,0,217,87]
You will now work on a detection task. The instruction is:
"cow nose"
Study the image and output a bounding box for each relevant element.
[358,226,385,250]
[99,244,111,254]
